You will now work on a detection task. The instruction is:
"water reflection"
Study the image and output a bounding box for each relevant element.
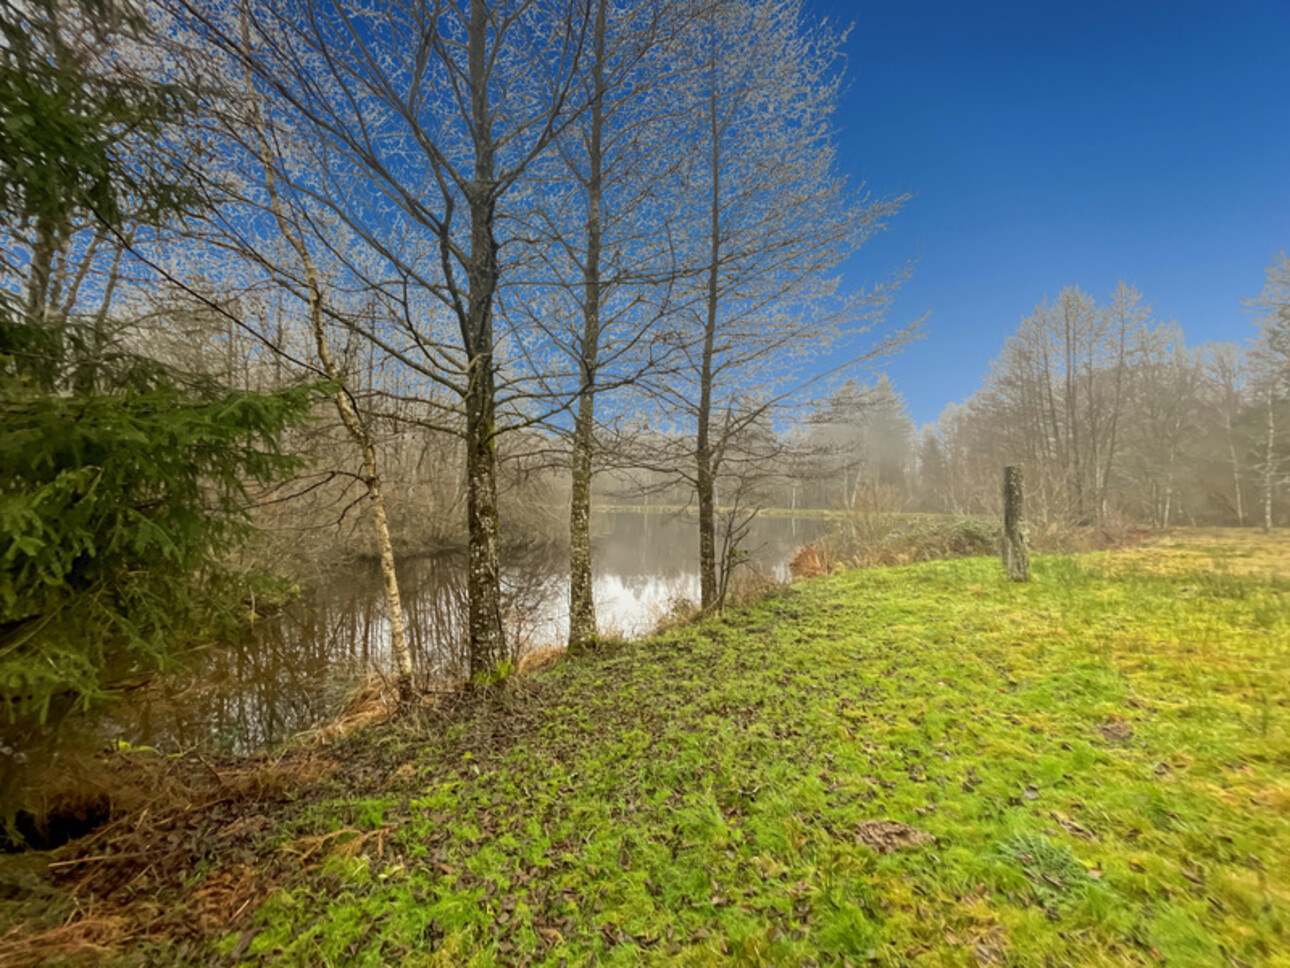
[100,511,827,754]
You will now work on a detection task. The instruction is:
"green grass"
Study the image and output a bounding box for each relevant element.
[27,533,1290,965]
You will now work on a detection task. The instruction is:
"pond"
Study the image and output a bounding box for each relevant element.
[82,511,831,756]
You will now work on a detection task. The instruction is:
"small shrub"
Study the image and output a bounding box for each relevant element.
[800,514,1000,574]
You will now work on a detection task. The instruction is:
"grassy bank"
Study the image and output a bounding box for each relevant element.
[5,531,1289,966]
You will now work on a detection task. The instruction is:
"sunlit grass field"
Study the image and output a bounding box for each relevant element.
[16,530,1290,966]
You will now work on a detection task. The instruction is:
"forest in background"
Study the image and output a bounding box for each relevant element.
[791,273,1290,533]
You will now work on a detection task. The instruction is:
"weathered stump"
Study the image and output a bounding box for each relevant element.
[1002,465,1029,582]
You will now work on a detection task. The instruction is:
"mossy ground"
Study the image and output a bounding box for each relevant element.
[11,530,1290,966]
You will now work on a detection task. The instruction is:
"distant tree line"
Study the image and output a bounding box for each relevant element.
[783,273,1289,531]
[913,273,1290,530]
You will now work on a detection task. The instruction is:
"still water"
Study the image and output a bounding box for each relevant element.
[98,511,828,755]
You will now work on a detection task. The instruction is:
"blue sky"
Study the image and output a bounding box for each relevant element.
[817,0,1290,424]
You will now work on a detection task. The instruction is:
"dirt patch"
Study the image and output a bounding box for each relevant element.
[0,673,534,962]
[0,748,342,965]
[1097,720,1134,743]
[855,819,935,853]
[0,715,359,963]
[0,798,111,853]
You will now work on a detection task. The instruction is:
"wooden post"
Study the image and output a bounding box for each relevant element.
[1003,465,1029,582]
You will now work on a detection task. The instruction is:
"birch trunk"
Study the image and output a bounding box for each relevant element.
[25,217,57,328]
[1063,302,1085,521]
[1265,391,1276,534]
[241,35,415,700]
[1227,417,1245,525]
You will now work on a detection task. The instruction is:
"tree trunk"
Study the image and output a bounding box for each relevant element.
[567,0,606,652]
[239,36,417,701]
[1265,391,1276,534]
[464,0,507,678]
[1226,415,1245,526]
[696,422,717,611]
[358,435,415,700]
[310,329,415,701]
[568,400,597,648]
[1063,302,1085,521]
[25,216,57,328]
[1097,307,1129,519]
[696,45,721,614]
[1002,465,1029,582]
[1085,353,1101,523]
[74,234,127,395]
[465,365,505,677]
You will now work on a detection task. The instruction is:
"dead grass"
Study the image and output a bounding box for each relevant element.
[0,677,397,964]
[796,511,1151,578]
[854,820,936,854]
[790,542,827,578]
[1097,526,1290,578]
[517,646,566,675]
[302,674,401,746]
[0,912,133,968]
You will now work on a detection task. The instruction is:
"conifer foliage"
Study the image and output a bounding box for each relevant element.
[0,376,313,721]
[0,0,313,722]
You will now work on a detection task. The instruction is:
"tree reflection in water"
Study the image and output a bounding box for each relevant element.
[96,512,829,754]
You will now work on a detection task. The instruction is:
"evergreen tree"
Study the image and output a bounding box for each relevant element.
[0,0,314,723]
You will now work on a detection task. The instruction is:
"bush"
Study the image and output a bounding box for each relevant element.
[796,514,999,575]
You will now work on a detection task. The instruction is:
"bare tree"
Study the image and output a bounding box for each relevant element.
[1260,386,1277,533]
[1088,283,1142,519]
[1121,326,1202,528]
[1249,253,1290,532]
[172,0,594,679]
[1203,342,1249,525]
[957,285,1155,524]
[512,0,691,649]
[231,12,415,700]
[649,0,910,611]
[1251,252,1290,388]
[793,377,914,510]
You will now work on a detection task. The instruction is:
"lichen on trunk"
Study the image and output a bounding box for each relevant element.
[1003,464,1030,582]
